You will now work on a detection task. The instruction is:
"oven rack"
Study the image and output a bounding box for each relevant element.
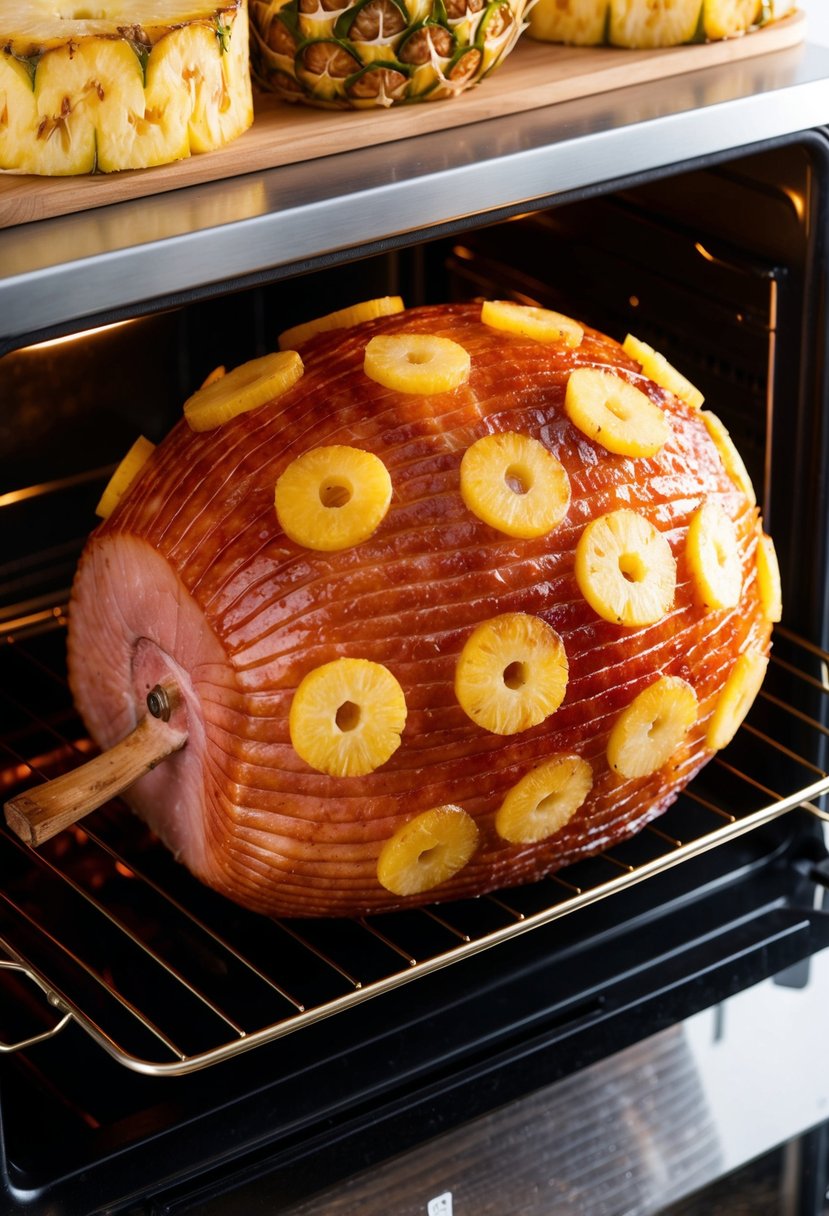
[0,619,827,1077]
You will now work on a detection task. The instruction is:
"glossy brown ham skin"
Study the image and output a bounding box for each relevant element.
[67,303,771,916]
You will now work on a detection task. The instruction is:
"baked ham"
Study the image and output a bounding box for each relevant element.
[66,300,776,918]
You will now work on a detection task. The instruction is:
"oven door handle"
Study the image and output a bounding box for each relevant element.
[0,959,73,1054]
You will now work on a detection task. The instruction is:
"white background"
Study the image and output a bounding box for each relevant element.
[800,1,829,44]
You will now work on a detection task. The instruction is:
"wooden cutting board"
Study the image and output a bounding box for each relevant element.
[0,11,805,231]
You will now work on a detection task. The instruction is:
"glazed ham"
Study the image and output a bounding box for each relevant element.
[66,301,775,917]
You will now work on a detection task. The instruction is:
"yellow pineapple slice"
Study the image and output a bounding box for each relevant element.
[701,411,757,505]
[200,365,227,388]
[609,0,702,46]
[364,334,471,395]
[480,300,584,347]
[275,445,392,551]
[376,805,479,897]
[495,754,593,844]
[756,530,782,624]
[95,436,155,519]
[184,350,303,432]
[565,367,671,458]
[528,0,608,44]
[460,432,570,539]
[575,508,676,627]
[705,0,761,39]
[607,676,698,779]
[706,651,768,751]
[686,502,743,611]
[622,333,704,410]
[455,612,569,735]
[289,657,407,776]
[278,296,405,351]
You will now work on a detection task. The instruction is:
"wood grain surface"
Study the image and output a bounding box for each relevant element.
[0,12,805,231]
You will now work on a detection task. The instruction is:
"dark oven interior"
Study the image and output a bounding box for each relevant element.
[3,135,829,1214]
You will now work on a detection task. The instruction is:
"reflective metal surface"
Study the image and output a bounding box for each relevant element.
[2,41,829,345]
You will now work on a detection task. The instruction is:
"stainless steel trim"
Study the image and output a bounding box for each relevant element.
[2,42,829,343]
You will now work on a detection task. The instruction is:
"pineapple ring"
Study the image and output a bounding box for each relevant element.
[275,445,392,552]
[495,754,593,844]
[706,651,768,752]
[480,300,584,347]
[363,334,471,395]
[184,350,304,432]
[376,806,479,897]
[95,436,155,520]
[278,296,404,351]
[575,508,677,627]
[455,612,569,736]
[564,367,671,458]
[756,530,782,624]
[607,676,698,780]
[289,657,407,777]
[622,334,704,410]
[459,431,571,539]
[686,502,743,611]
[701,410,757,505]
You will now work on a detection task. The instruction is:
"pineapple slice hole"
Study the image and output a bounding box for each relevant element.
[460,432,570,539]
[335,700,361,732]
[575,508,677,627]
[455,612,569,735]
[565,367,670,458]
[496,754,593,844]
[377,806,479,897]
[608,676,698,779]
[275,445,392,551]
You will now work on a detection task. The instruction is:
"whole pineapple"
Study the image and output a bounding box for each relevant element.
[249,0,531,107]
[0,0,252,174]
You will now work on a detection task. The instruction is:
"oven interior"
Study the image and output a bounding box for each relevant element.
[2,136,829,1213]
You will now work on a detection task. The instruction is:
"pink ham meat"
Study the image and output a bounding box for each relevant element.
[67,302,772,917]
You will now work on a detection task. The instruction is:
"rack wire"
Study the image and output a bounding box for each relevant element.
[0,615,828,1077]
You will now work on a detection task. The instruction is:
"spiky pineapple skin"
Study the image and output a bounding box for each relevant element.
[0,0,252,175]
[249,0,531,108]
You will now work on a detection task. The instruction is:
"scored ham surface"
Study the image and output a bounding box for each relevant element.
[67,302,772,917]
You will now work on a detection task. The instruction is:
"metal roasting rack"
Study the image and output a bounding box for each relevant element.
[0,614,828,1077]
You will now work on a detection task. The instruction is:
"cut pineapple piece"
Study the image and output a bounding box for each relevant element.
[705,0,761,39]
[756,530,782,624]
[528,0,609,44]
[184,350,303,432]
[609,0,702,46]
[575,508,677,627]
[480,300,584,348]
[275,444,392,551]
[0,0,252,175]
[278,296,405,351]
[622,333,704,410]
[455,612,569,735]
[495,753,593,844]
[289,657,407,776]
[95,436,155,519]
[706,650,768,751]
[687,502,742,611]
[377,805,479,896]
[364,334,471,395]
[607,676,698,779]
[701,411,757,505]
[460,432,570,539]
[565,367,671,458]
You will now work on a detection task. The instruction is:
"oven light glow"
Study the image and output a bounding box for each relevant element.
[20,319,135,352]
[695,242,716,263]
[782,187,805,220]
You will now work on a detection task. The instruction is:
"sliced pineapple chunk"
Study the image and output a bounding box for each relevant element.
[607,676,698,779]
[184,350,304,432]
[275,444,392,551]
[687,502,743,611]
[705,0,761,39]
[756,530,782,624]
[460,432,570,539]
[95,436,155,519]
[706,650,768,751]
[702,411,757,505]
[364,334,471,395]
[565,367,671,458]
[609,0,702,47]
[622,333,704,410]
[377,805,479,897]
[575,509,677,627]
[495,754,593,844]
[289,657,407,776]
[455,612,569,736]
[528,0,609,44]
[480,300,584,347]
[278,296,405,351]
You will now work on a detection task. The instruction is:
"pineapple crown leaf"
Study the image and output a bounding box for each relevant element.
[215,15,232,51]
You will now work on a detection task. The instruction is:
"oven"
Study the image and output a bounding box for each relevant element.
[3,32,829,1215]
